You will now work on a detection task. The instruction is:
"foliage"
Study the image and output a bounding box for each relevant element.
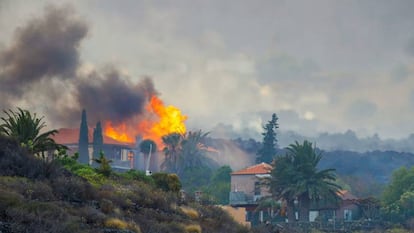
[204,165,232,204]
[0,111,250,233]
[152,172,182,193]
[256,113,279,163]
[161,132,182,173]
[381,166,414,224]
[270,140,341,222]
[92,121,103,161]
[93,151,113,177]
[0,108,65,156]
[78,109,89,164]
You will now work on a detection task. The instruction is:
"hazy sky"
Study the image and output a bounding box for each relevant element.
[1,0,414,140]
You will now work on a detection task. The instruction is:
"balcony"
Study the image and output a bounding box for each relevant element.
[229,191,259,206]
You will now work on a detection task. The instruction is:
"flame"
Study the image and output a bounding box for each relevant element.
[103,95,187,148]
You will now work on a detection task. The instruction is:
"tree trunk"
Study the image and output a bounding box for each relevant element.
[286,199,296,223]
[299,194,310,222]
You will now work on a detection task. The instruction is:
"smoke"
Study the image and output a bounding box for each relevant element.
[76,71,157,124]
[0,4,160,128]
[0,5,87,97]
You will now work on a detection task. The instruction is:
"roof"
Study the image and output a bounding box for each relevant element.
[52,128,134,147]
[337,190,357,200]
[232,162,272,175]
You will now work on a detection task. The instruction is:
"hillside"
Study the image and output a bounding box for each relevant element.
[0,135,250,233]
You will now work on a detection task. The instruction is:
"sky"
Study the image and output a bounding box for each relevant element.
[1,0,414,141]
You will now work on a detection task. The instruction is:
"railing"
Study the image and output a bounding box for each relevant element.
[274,220,380,233]
[229,191,258,206]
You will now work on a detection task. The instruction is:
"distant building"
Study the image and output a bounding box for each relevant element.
[229,162,272,225]
[229,162,360,225]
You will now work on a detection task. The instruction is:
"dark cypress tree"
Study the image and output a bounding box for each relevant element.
[256,113,279,164]
[78,109,89,164]
[93,121,103,162]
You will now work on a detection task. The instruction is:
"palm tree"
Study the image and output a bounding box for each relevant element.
[139,139,157,172]
[270,140,341,222]
[161,132,182,173]
[180,130,209,169]
[0,108,65,157]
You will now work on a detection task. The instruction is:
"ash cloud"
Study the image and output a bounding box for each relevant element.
[0,5,87,98]
[0,4,159,128]
[76,72,157,124]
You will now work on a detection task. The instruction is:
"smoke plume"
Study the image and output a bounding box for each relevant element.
[0,4,160,128]
[0,5,87,97]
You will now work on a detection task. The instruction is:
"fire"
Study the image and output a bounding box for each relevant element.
[103,95,187,147]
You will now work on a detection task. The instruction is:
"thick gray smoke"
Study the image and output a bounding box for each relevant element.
[0,5,159,127]
[77,72,157,124]
[0,5,87,97]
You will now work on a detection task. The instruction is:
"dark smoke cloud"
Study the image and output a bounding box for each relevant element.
[0,4,161,128]
[77,71,157,124]
[0,4,87,97]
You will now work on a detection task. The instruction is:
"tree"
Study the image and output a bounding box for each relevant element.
[180,130,210,169]
[93,151,112,177]
[161,132,182,173]
[270,140,341,222]
[256,113,279,163]
[78,109,89,164]
[139,139,157,172]
[92,121,103,161]
[0,108,64,156]
[381,166,414,223]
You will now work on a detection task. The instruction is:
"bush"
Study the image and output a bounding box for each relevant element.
[185,224,202,233]
[180,206,199,219]
[104,218,141,233]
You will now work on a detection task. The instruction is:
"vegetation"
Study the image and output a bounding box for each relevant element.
[0,133,250,233]
[256,113,279,163]
[93,151,113,177]
[270,140,341,222]
[0,108,64,157]
[92,120,103,161]
[78,109,89,164]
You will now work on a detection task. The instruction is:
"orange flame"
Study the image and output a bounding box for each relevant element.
[103,95,187,148]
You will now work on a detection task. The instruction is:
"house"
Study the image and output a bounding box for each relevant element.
[229,162,360,225]
[229,162,273,225]
[312,190,359,222]
[52,128,139,170]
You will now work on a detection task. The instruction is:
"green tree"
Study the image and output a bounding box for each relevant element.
[0,108,64,156]
[270,140,341,222]
[161,132,182,173]
[381,166,414,223]
[78,109,89,164]
[92,121,103,161]
[256,113,279,163]
[180,130,210,170]
[93,151,112,177]
[207,165,232,204]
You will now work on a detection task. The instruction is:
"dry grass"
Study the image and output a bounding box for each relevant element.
[104,218,141,233]
[180,206,199,219]
[185,224,202,233]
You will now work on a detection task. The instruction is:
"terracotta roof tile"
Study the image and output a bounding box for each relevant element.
[337,190,357,200]
[52,128,134,147]
[232,162,272,175]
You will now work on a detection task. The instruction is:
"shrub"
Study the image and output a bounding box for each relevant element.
[51,176,96,202]
[185,224,202,233]
[180,206,199,219]
[104,218,141,233]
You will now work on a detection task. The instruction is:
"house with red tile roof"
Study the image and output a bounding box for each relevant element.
[52,128,140,170]
[229,162,272,207]
[229,162,361,225]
